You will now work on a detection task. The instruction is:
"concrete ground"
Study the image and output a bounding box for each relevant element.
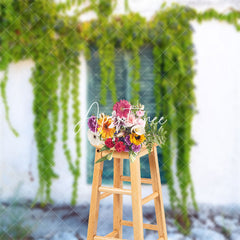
[0,202,240,240]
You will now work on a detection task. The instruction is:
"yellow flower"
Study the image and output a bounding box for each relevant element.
[129,132,146,145]
[97,116,115,139]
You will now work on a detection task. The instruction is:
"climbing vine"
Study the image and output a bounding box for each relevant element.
[97,30,117,105]
[0,0,83,205]
[150,5,198,232]
[112,13,146,104]
[1,0,240,233]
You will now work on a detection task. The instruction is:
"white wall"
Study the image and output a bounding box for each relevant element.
[0,1,240,205]
[191,20,240,204]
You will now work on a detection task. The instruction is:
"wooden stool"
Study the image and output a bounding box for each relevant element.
[87,145,168,240]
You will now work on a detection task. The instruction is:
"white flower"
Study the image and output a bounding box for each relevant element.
[87,129,103,146]
[140,104,144,110]
[131,125,145,135]
[108,122,115,129]
[112,110,116,117]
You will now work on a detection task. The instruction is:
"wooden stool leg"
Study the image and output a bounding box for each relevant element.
[130,156,144,240]
[149,146,168,240]
[87,150,104,240]
[113,158,123,238]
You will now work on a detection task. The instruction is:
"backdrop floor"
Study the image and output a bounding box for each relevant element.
[0,202,239,240]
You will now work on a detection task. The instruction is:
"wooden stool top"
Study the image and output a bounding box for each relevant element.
[94,143,158,159]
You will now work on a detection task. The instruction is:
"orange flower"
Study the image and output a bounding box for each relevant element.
[97,116,115,139]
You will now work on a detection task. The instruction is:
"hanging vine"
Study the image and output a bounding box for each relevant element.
[0,67,19,136]
[59,53,82,205]
[151,23,180,211]
[1,0,240,233]
[0,2,19,136]
[71,54,82,205]
[112,13,146,104]
[150,5,198,233]
[0,0,83,205]
[97,30,117,105]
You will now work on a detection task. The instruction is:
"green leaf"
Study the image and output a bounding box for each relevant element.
[96,152,113,163]
[106,152,113,160]
[98,145,110,152]
[129,151,138,163]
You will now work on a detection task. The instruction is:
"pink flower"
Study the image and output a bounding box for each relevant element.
[125,113,136,127]
[136,110,144,117]
[113,100,131,118]
[136,118,146,127]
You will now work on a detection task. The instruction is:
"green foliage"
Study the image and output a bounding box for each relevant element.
[0,0,82,205]
[1,0,240,232]
[149,4,240,233]
[111,13,146,103]
[0,2,19,136]
[71,55,82,205]
[0,68,19,136]
[150,4,198,233]
[58,52,83,205]
[97,32,117,105]
[196,8,240,30]
[145,117,166,153]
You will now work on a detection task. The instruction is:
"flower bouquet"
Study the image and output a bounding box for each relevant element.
[87,100,166,163]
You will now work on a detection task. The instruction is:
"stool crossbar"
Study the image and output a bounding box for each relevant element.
[87,145,168,240]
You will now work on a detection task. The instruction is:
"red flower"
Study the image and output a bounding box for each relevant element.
[115,141,125,152]
[105,138,115,148]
